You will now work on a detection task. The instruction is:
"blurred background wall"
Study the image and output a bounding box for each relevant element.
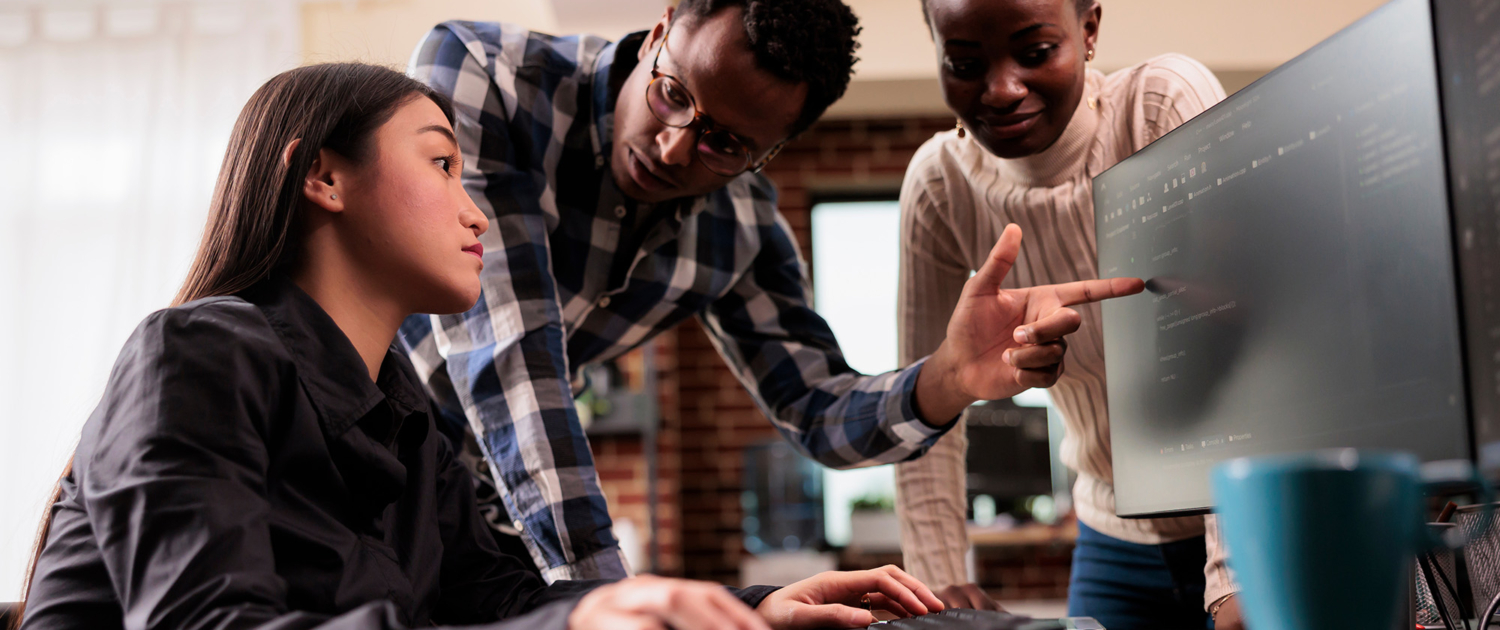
[1,0,1386,604]
[298,0,1389,114]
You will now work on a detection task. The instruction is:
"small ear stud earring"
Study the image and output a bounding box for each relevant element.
[1086,49,1096,62]
[331,194,338,200]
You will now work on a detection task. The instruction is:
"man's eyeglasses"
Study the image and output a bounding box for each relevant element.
[645,25,785,176]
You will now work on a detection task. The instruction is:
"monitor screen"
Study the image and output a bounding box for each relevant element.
[1094,0,1470,517]
[1433,0,1500,479]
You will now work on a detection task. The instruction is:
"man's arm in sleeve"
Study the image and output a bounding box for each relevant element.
[404,21,626,582]
[697,181,952,469]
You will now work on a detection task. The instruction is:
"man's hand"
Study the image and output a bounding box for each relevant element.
[755,565,946,630]
[915,224,1145,422]
[1213,595,1245,630]
[933,583,1003,611]
[569,575,770,630]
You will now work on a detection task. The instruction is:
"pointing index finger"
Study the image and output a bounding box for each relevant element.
[1053,277,1145,307]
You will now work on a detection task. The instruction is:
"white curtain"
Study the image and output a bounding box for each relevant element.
[0,0,300,598]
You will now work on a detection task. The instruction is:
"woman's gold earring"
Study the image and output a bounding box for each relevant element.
[1086,48,1095,62]
[956,119,966,138]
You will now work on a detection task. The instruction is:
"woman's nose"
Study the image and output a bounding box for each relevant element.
[461,196,488,236]
[980,65,1028,110]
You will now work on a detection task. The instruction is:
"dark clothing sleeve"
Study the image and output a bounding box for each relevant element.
[67,304,602,630]
[24,290,777,630]
[79,305,295,630]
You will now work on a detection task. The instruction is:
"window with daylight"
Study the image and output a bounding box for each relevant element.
[0,0,300,598]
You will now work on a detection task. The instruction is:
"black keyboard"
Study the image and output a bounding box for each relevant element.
[866,609,1103,630]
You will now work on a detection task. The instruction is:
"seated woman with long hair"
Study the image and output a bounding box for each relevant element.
[14,62,942,630]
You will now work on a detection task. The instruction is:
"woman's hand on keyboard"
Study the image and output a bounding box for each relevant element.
[568,574,770,630]
[933,584,1004,611]
[755,565,946,629]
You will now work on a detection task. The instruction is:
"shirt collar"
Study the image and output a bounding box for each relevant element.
[243,275,428,438]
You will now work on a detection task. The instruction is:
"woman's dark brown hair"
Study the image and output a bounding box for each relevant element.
[12,62,454,629]
[174,62,455,305]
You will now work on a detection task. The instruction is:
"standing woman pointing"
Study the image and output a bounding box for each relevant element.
[893,0,1244,628]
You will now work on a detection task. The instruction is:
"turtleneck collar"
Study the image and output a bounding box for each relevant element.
[988,69,1104,188]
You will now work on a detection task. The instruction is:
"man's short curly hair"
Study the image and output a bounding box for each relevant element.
[673,0,860,138]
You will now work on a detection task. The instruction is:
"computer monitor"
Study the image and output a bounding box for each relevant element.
[1432,0,1500,481]
[1094,0,1491,517]
[964,400,1053,509]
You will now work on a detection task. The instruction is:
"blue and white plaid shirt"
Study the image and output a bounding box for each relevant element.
[400,21,951,582]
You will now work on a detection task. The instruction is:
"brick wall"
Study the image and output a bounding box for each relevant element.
[588,334,683,576]
[975,544,1075,600]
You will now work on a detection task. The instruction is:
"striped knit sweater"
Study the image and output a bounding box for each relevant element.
[893,53,1237,609]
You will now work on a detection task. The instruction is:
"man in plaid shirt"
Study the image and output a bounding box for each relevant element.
[400,0,1141,583]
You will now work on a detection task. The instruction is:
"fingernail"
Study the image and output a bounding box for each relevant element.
[1015,327,1032,344]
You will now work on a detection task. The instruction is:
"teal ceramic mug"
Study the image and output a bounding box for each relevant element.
[1210,450,1489,630]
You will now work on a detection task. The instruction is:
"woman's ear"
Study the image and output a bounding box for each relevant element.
[1081,2,1102,56]
[298,145,346,214]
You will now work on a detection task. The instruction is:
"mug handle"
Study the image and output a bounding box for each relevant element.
[1420,459,1494,549]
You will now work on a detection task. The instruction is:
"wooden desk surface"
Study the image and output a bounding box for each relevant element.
[968,521,1078,547]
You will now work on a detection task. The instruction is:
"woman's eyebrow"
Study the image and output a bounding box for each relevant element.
[1010,23,1057,40]
[942,22,1057,48]
[417,124,457,148]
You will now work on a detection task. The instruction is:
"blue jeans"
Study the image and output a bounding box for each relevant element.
[1067,520,1213,630]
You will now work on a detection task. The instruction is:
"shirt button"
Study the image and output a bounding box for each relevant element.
[614,205,627,218]
[513,520,525,532]
[598,296,611,308]
[595,155,605,168]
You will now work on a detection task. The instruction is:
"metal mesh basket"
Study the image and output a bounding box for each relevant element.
[1417,504,1500,628]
